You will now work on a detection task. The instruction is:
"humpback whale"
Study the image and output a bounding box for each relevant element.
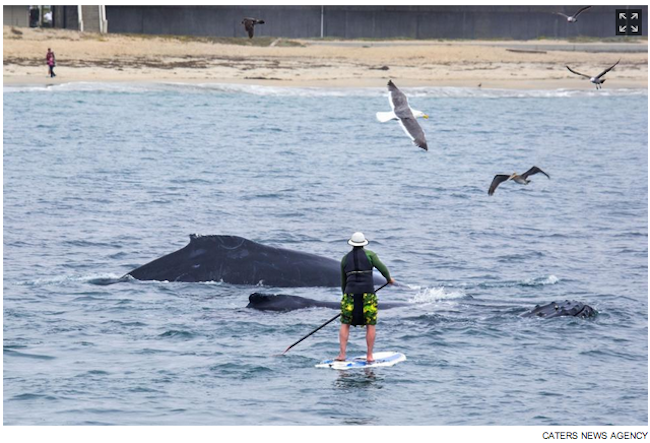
[247,293,409,312]
[521,300,596,319]
[127,234,388,287]
[247,294,596,320]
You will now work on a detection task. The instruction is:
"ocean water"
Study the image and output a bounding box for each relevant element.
[3,83,647,425]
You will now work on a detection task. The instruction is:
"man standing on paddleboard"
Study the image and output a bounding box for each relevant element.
[337,232,395,363]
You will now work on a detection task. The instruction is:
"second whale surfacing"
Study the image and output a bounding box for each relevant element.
[247,293,410,311]
[127,234,388,287]
[520,300,596,319]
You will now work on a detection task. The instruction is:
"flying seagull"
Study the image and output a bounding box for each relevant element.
[376,80,429,151]
[488,166,550,196]
[554,6,592,23]
[566,60,620,90]
[242,17,265,39]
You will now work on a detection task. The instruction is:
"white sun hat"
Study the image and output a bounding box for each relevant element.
[348,232,369,247]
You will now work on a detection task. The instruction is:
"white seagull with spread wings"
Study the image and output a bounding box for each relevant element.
[376,80,429,151]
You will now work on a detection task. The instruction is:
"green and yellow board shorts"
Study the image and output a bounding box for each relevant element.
[341,293,378,326]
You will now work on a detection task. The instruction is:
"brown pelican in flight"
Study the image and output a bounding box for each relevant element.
[554,6,592,23]
[566,60,620,90]
[376,80,429,151]
[488,167,550,196]
[242,17,265,38]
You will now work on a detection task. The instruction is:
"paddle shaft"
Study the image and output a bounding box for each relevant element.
[281,281,391,355]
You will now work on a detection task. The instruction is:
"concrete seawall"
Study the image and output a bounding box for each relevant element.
[99,5,648,40]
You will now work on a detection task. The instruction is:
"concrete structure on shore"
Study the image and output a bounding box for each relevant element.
[4,5,107,32]
[7,5,649,40]
[4,5,29,27]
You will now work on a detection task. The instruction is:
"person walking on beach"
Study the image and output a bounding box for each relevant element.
[46,48,56,78]
[337,232,395,363]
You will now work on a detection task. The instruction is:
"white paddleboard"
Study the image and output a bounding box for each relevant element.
[315,351,406,370]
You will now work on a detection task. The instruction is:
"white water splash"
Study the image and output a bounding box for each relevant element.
[14,273,230,287]
[4,82,647,98]
[15,273,126,286]
[406,284,467,304]
[520,275,560,286]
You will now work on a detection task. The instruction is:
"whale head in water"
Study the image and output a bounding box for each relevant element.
[521,300,596,319]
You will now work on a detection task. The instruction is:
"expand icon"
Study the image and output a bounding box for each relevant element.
[616,9,642,35]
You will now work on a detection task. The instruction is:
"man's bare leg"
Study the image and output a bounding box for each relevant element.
[366,325,376,362]
[336,324,350,361]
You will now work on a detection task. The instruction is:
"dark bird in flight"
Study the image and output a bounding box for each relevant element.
[242,17,265,39]
[566,60,620,90]
[488,166,550,196]
[376,80,429,151]
[554,6,592,23]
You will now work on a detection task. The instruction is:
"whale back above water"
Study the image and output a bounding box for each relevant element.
[247,293,409,311]
[248,293,340,311]
[127,234,387,287]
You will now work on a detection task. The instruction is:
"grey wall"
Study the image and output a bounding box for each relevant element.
[323,6,649,39]
[53,6,79,31]
[98,5,648,40]
[106,6,322,38]
[4,5,29,27]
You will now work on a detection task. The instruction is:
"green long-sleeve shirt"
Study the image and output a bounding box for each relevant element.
[340,248,391,294]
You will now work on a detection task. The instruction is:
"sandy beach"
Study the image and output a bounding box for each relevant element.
[3,26,648,89]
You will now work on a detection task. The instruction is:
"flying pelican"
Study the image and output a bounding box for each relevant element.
[242,17,265,39]
[554,6,592,23]
[376,80,429,151]
[566,60,620,90]
[488,166,550,196]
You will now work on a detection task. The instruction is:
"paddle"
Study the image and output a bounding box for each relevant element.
[279,281,392,355]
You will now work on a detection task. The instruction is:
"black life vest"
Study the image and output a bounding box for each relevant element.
[343,247,375,294]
